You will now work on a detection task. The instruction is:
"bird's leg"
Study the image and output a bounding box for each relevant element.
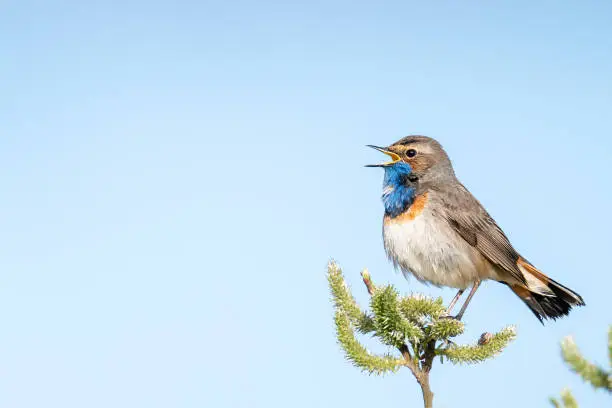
[445,289,465,314]
[454,280,481,321]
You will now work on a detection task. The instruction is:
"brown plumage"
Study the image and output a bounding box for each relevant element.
[370,135,585,323]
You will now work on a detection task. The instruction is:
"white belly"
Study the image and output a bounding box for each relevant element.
[383,211,490,289]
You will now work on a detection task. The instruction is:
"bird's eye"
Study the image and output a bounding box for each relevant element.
[408,175,419,183]
[406,149,417,158]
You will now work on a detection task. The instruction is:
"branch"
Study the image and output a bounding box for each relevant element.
[549,388,579,408]
[362,269,433,407]
[370,285,424,347]
[327,261,375,334]
[334,309,404,374]
[399,294,446,322]
[361,269,375,295]
[437,326,516,364]
[327,262,517,408]
[561,336,611,391]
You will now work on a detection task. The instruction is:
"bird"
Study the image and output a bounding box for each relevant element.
[366,135,585,323]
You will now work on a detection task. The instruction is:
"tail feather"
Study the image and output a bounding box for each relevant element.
[510,258,585,323]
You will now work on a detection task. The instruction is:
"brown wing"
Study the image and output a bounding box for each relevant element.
[434,183,526,285]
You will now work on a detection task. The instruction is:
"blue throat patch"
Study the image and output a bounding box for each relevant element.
[382,162,416,218]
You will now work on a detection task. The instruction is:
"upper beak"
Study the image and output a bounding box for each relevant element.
[365,145,402,167]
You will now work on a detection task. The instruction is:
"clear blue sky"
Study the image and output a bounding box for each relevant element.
[1,1,611,407]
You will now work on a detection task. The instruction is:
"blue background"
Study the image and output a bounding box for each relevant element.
[1,1,611,407]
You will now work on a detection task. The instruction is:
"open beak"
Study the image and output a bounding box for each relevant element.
[365,145,402,167]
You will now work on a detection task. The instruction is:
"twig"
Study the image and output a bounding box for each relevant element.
[361,272,434,408]
[361,269,375,295]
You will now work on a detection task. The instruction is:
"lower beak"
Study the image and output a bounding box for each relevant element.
[365,145,402,167]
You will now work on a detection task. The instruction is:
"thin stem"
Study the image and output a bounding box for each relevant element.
[417,372,434,408]
[419,340,436,408]
[400,343,435,408]
[361,273,435,408]
[361,270,375,295]
[399,344,414,368]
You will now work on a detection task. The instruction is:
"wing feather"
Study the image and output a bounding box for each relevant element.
[433,183,526,284]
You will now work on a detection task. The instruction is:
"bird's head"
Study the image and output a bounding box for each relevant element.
[366,135,454,185]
